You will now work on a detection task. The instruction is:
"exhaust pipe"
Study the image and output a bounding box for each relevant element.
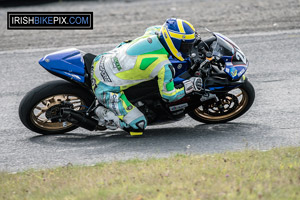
[60,108,98,131]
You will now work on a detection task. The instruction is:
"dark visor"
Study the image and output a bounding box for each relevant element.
[180,41,194,55]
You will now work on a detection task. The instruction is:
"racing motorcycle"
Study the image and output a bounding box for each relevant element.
[19,31,255,135]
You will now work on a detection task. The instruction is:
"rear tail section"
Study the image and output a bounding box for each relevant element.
[39,48,86,83]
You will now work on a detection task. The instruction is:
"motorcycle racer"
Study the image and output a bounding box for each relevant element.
[92,18,202,136]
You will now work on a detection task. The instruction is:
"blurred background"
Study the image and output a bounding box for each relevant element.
[0,0,299,52]
[0,0,98,7]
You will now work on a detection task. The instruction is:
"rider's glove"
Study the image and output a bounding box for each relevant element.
[183,77,203,94]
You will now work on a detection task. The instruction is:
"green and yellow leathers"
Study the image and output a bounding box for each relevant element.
[92,26,185,132]
[92,26,185,102]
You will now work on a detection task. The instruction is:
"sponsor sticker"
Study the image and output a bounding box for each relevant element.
[231,69,238,77]
[111,94,118,115]
[112,56,122,71]
[64,72,81,80]
[99,56,112,82]
[238,68,246,77]
[169,103,188,111]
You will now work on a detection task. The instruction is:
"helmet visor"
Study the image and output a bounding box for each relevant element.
[180,41,194,56]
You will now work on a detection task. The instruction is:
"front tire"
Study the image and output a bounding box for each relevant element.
[188,79,255,124]
[19,80,94,135]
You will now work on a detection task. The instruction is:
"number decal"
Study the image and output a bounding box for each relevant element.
[236,50,247,64]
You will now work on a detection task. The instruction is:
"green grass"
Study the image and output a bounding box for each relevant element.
[1,147,300,200]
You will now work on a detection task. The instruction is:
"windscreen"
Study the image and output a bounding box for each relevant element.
[211,33,236,58]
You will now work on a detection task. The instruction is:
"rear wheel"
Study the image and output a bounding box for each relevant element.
[188,79,255,124]
[19,80,94,135]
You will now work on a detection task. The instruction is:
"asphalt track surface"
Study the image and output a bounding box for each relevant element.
[0,30,299,172]
[0,0,300,171]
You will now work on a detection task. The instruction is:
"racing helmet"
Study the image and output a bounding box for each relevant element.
[159,18,196,61]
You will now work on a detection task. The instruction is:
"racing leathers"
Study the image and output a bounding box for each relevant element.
[91,26,186,134]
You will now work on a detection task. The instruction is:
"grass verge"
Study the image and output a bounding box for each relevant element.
[1,147,300,200]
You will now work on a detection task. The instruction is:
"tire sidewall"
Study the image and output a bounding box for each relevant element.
[188,79,255,124]
[19,80,95,135]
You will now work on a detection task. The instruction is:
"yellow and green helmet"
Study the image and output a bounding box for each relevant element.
[159,18,196,61]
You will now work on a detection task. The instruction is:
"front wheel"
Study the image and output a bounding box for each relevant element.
[188,79,255,124]
[19,80,95,135]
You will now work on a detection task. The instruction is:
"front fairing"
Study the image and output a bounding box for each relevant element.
[212,33,248,80]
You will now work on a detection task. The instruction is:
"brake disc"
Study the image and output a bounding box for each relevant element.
[202,94,239,116]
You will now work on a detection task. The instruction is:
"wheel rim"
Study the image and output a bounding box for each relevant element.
[194,87,249,122]
[30,94,86,131]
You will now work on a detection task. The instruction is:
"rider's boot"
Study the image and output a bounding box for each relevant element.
[95,106,146,136]
[95,106,145,136]
[95,106,120,130]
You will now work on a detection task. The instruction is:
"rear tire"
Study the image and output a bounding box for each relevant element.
[188,79,255,124]
[19,80,94,135]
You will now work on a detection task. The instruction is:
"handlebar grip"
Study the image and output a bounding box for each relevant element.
[200,47,212,58]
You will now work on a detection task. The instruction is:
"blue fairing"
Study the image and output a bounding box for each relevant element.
[169,56,190,76]
[213,33,248,80]
[173,76,185,84]
[169,56,191,84]
[39,48,85,83]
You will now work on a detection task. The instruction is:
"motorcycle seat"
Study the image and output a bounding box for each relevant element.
[83,53,96,76]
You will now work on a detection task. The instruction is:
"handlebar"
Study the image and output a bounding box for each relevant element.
[199,47,213,59]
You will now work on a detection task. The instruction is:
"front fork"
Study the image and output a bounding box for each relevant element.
[190,74,247,108]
